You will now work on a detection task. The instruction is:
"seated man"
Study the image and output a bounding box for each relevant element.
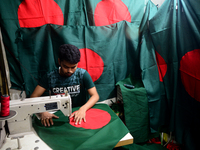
[31,44,99,126]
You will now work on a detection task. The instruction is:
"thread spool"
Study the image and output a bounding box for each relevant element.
[1,94,10,117]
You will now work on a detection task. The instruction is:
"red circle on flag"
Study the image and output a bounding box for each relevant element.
[18,0,64,28]
[155,51,167,82]
[69,108,111,129]
[94,0,131,26]
[78,48,104,82]
[180,49,200,102]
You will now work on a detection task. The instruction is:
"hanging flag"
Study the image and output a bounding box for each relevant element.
[18,0,64,27]
[0,0,148,102]
[15,21,142,100]
[85,0,148,26]
[174,0,200,149]
[146,0,177,133]
[0,0,87,91]
[144,0,200,149]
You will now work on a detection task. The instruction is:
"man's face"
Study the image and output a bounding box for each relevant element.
[58,59,78,77]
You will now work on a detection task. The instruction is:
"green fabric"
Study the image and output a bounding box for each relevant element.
[85,0,147,26]
[2,0,200,149]
[0,0,148,98]
[116,74,158,144]
[173,0,200,149]
[16,22,141,100]
[0,0,87,91]
[139,0,175,134]
[33,104,129,150]
[147,0,177,133]
[143,0,200,149]
[139,1,162,134]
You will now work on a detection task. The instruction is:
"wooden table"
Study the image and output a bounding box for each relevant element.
[115,133,134,147]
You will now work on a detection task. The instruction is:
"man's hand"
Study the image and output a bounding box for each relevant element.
[40,112,59,127]
[69,87,99,125]
[69,108,86,125]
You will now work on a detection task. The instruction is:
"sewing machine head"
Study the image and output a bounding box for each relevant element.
[0,94,72,142]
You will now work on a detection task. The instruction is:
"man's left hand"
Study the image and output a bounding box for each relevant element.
[69,108,86,125]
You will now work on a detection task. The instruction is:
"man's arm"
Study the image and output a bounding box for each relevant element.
[69,86,99,125]
[30,85,59,126]
[30,85,46,98]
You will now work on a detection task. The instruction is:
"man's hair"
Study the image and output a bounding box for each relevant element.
[59,44,80,64]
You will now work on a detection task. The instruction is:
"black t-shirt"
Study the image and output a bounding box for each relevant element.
[39,68,95,107]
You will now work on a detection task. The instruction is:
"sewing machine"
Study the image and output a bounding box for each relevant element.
[0,95,133,150]
[0,94,72,149]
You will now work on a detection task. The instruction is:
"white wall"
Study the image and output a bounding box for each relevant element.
[151,0,165,7]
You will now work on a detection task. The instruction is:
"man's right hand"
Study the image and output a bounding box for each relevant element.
[40,112,59,127]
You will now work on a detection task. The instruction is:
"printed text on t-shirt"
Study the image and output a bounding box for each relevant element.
[52,85,80,97]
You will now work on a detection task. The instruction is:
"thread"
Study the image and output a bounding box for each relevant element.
[1,95,10,116]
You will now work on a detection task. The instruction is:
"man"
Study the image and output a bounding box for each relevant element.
[31,44,99,127]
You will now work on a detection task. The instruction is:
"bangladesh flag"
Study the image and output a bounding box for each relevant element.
[0,0,149,101]
[33,104,129,150]
[85,0,146,26]
[16,21,142,100]
[147,0,177,133]
[174,0,200,149]
[139,0,160,134]
[0,0,87,91]
[142,0,200,149]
